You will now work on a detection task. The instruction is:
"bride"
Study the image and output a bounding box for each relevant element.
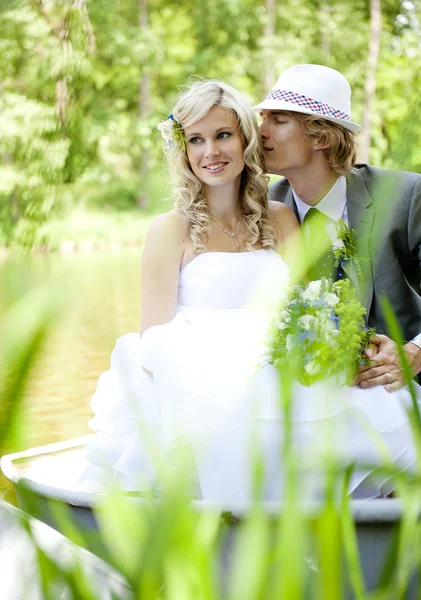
[79,80,419,502]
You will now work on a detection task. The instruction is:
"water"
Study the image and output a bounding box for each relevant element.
[0,250,142,501]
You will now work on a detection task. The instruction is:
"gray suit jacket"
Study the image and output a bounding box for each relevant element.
[269,163,421,342]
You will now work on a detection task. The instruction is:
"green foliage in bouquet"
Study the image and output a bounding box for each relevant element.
[266,278,375,386]
[332,219,363,277]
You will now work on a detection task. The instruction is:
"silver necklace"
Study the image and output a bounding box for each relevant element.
[209,214,241,251]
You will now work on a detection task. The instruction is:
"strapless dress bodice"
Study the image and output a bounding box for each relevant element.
[177,249,289,310]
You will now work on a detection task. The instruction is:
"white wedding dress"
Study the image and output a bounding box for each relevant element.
[79,249,420,502]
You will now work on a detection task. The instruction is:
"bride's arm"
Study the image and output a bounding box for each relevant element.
[269,201,306,283]
[139,211,189,336]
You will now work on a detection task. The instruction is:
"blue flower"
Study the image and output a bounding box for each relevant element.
[330,311,340,328]
[299,330,317,343]
[313,297,329,308]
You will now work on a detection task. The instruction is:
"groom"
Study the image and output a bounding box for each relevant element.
[255,64,421,390]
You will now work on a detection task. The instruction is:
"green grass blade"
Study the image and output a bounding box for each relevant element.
[0,285,60,448]
[341,467,367,600]
[379,295,421,428]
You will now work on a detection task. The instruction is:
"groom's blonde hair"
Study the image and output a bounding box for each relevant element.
[289,112,358,175]
[165,80,276,253]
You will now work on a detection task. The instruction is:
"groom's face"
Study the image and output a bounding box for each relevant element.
[259,110,315,176]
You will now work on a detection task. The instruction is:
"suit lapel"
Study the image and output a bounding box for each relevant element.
[283,187,300,221]
[346,170,375,315]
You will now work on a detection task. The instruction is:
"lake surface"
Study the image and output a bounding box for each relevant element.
[0,250,142,501]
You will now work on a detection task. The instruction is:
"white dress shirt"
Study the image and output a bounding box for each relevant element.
[292,176,348,225]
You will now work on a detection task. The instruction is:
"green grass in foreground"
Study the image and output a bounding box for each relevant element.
[3,283,421,599]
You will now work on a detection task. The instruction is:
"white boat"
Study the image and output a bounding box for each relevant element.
[0,437,111,558]
[0,497,132,599]
[1,437,419,595]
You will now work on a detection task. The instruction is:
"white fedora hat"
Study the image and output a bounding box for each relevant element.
[254,64,361,133]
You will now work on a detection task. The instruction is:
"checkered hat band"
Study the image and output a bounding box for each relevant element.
[265,89,351,121]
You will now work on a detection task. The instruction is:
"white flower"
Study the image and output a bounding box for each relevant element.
[304,360,321,376]
[301,289,313,302]
[332,238,345,251]
[324,292,339,307]
[301,288,317,302]
[319,314,337,332]
[157,118,174,143]
[286,334,294,351]
[301,280,322,302]
[276,309,291,330]
[308,280,322,295]
[276,320,289,330]
[297,314,317,329]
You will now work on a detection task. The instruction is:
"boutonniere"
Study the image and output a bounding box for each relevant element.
[157,114,186,150]
[332,219,363,276]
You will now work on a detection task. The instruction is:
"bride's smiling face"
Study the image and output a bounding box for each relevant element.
[184,105,245,188]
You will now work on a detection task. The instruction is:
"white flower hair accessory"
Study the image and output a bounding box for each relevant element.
[157,114,186,150]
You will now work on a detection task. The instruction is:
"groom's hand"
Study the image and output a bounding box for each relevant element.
[356,334,421,392]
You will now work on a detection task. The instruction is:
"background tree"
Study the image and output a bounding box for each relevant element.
[360,0,382,162]
[0,0,420,251]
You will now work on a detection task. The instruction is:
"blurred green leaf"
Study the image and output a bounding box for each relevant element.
[380,295,421,436]
[0,283,61,447]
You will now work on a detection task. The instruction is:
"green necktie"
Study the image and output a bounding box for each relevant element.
[303,208,337,281]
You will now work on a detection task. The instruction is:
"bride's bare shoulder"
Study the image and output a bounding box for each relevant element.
[142,211,190,266]
[146,209,190,243]
[268,201,299,235]
[268,200,296,219]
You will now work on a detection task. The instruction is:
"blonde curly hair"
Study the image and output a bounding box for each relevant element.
[162,80,276,253]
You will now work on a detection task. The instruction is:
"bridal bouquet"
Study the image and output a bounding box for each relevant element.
[266,278,375,386]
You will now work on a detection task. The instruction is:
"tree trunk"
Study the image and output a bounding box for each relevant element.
[55,78,69,125]
[263,0,276,94]
[318,1,331,59]
[72,0,97,54]
[359,0,382,163]
[137,0,150,209]
[32,1,70,124]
